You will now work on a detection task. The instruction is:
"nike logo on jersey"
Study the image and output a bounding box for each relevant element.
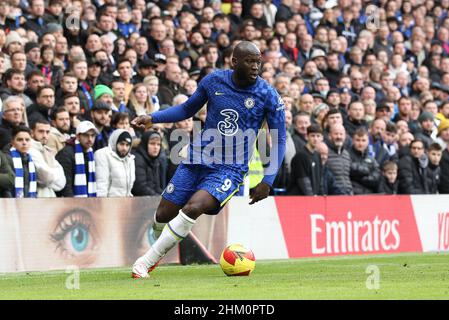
[215,188,225,194]
[215,91,225,95]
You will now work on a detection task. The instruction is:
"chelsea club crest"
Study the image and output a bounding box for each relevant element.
[244,97,255,109]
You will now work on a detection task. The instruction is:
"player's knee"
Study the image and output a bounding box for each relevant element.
[182,202,204,219]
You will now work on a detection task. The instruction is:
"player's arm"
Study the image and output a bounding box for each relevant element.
[131,82,208,129]
[249,93,286,204]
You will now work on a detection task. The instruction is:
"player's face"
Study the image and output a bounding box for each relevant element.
[235,53,262,84]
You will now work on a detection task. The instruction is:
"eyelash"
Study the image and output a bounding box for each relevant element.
[50,209,93,258]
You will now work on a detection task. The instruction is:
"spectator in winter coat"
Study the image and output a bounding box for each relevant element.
[131,130,166,196]
[440,142,449,193]
[349,128,381,194]
[0,150,14,198]
[288,124,323,195]
[94,129,135,197]
[326,124,353,195]
[377,161,399,194]
[316,142,345,196]
[427,143,443,194]
[29,120,66,197]
[55,121,98,197]
[398,139,431,194]
[2,126,38,198]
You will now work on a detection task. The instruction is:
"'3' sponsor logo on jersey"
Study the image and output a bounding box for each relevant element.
[217,109,239,136]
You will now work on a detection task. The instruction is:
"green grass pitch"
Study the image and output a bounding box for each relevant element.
[1,252,449,300]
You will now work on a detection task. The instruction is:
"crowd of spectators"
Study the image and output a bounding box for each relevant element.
[1,0,449,199]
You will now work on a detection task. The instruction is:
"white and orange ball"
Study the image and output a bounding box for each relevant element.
[219,244,256,276]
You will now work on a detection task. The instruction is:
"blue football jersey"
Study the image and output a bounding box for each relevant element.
[151,69,286,186]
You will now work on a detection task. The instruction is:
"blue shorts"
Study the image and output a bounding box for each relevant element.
[162,163,244,215]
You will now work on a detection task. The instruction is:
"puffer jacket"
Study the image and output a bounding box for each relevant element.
[349,147,381,194]
[398,154,430,194]
[131,130,166,196]
[326,141,353,195]
[94,129,135,197]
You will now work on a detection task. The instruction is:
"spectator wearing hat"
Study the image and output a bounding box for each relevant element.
[94,129,135,197]
[25,42,41,73]
[414,111,436,148]
[90,99,112,152]
[56,121,98,197]
[134,58,157,84]
[3,31,24,70]
[312,103,329,128]
[436,101,449,124]
[85,58,103,89]
[435,119,449,150]
[131,130,166,196]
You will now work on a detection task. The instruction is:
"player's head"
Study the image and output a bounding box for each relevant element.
[231,41,261,86]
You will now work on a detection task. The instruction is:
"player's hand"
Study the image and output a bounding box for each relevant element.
[131,115,153,130]
[249,182,271,205]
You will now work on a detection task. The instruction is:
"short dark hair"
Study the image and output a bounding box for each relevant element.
[31,119,51,130]
[26,70,45,81]
[12,125,31,138]
[51,106,69,120]
[428,142,443,152]
[3,68,24,83]
[386,122,398,133]
[307,123,323,135]
[111,112,130,128]
[37,85,55,97]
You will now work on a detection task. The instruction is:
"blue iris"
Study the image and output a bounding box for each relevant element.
[71,225,88,252]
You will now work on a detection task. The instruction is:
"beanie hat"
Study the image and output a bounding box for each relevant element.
[94,84,114,101]
[438,118,449,136]
[5,31,23,48]
[25,42,39,53]
[418,111,434,123]
[117,130,132,145]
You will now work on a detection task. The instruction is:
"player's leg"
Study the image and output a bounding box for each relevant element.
[148,197,183,245]
[132,190,219,278]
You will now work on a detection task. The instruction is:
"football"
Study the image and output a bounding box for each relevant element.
[219,244,256,276]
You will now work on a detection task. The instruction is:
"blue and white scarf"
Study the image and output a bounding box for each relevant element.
[73,140,96,197]
[10,147,37,198]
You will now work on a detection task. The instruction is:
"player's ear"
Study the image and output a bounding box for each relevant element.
[231,56,237,70]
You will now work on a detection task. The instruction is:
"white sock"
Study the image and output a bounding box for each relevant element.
[152,213,166,240]
[140,210,196,268]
